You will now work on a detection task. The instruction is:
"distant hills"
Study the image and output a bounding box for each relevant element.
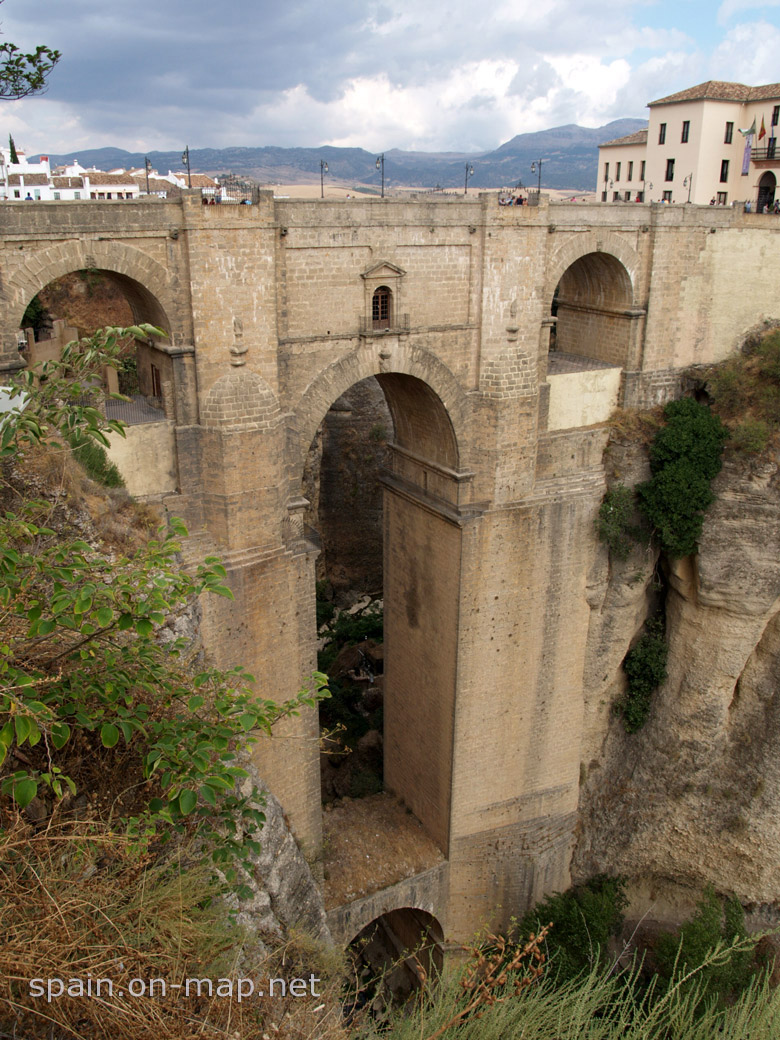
[35,119,646,192]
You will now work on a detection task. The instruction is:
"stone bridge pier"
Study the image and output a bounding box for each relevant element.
[2,192,779,942]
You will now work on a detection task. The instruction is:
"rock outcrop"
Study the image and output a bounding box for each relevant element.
[575,445,780,921]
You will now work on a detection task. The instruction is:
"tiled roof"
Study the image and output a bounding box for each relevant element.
[52,176,84,188]
[130,175,181,194]
[86,172,138,186]
[176,173,218,188]
[650,81,780,106]
[599,128,648,148]
[7,173,48,185]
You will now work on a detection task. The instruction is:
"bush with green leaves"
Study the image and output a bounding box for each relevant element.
[654,887,756,1010]
[518,874,628,983]
[0,326,327,880]
[620,617,668,733]
[637,397,727,558]
[596,483,641,560]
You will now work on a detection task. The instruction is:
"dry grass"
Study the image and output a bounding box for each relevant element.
[0,817,352,1040]
[606,405,665,446]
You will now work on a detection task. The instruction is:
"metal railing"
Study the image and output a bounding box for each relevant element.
[105,395,167,425]
[752,142,778,162]
[358,313,411,335]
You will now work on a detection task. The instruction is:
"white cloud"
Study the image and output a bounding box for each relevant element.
[717,0,780,26]
[4,0,776,157]
[710,20,780,83]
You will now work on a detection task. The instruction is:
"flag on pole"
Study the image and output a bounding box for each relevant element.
[759,116,766,141]
[739,119,757,137]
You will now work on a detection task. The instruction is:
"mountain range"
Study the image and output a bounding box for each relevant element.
[35,119,647,192]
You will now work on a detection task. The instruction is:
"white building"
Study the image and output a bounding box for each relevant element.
[599,81,780,208]
[0,151,139,201]
[0,147,53,200]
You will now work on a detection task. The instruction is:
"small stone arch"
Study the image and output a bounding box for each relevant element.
[290,342,469,488]
[202,369,280,432]
[348,907,444,1001]
[546,230,641,299]
[4,239,185,350]
[545,233,643,371]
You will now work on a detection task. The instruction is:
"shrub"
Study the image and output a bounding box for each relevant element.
[68,428,125,487]
[731,418,771,455]
[637,398,727,558]
[654,887,756,1009]
[596,483,641,560]
[519,875,628,983]
[620,618,668,733]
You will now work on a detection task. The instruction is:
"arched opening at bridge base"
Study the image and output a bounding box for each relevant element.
[306,371,461,907]
[347,908,444,1013]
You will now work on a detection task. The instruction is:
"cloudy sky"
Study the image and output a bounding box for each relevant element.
[2,0,780,156]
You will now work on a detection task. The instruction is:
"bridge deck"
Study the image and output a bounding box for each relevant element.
[547,351,621,374]
[322,792,444,910]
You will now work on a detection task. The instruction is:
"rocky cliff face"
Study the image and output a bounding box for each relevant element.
[575,442,780,922]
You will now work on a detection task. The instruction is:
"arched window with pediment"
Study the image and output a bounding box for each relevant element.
[372,285,392,330]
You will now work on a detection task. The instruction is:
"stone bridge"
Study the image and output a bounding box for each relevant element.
[2,192,778,944]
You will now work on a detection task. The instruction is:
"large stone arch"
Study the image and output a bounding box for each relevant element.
[3,239,186,351]
[294,344,471,859]
[289,341,469,490]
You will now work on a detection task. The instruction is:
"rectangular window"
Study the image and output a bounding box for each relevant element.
[720,159,729,182]
[603,162,609,181]
[13,189,19,198]
[717,191,727,205]
[665,158,675,181]
[33,190,40,200]
[601,190,607,202]
[659,123,667,144]
[636,191,644,203]
[151,364,162,398]
[627,161,633,181]
[640,160,646,181]
[773,106,779,126]
[662,190,672,202]
[769,138,777,159]
[624,191,631,201]
[681,120,690,143]
[724,121,734,144]
[74,191,81,199]
[613,191,620,201]
[53,192,60,200]
[616,161,621,180]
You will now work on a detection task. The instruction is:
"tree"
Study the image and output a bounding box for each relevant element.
[8,131,17,162]
[0,2,59,101]
[0,326,328,876]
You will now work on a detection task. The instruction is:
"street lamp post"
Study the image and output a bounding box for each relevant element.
[376,153,385,197]
[684,173,693,203]
[144,156,151,195]
[181,146,191,188]
[320,159,328,199]
[643,180,653,203]
[464,163,474,195]
[530,158,544,195]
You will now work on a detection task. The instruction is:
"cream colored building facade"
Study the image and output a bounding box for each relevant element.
[599,81,780,208]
